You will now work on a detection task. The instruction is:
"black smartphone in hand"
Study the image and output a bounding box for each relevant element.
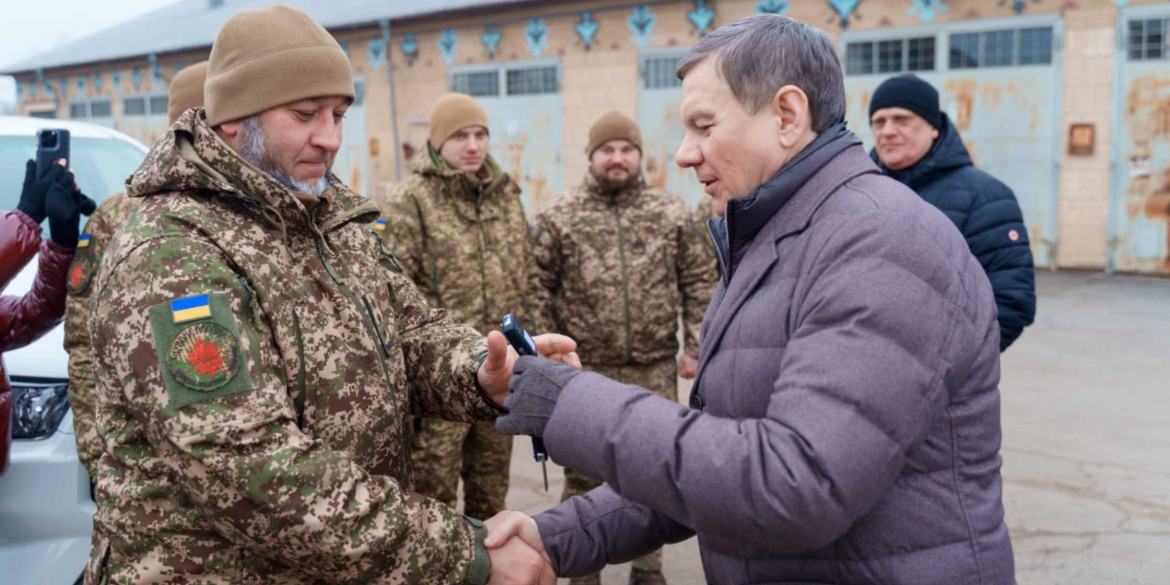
[35,128,70,180]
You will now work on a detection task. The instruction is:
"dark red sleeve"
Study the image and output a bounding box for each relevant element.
[0,211,74,351]
[0,210,42,292]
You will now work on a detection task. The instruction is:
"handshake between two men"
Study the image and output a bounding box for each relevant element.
[475,330,576,585]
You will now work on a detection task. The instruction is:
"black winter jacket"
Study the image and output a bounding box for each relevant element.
[872,114,1036,351]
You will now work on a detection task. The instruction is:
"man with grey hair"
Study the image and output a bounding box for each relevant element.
[486,14,1014,584]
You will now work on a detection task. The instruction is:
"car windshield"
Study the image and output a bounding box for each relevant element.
[0,135,145,233]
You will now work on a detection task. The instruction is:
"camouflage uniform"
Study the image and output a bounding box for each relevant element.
[694,197,721,259]
[63,190,142,478]
[533,173,718,575]
[695,196,716,221]
[85,109,496,585]
[379,149,540,520]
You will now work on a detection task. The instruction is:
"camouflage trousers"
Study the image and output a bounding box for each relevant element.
[411,418,514,520]
[562,357,679,575]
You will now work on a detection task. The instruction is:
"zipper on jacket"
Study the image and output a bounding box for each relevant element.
[476,204,491,329]
[611,204,634,362]
[429,256,444,308]
[706,221,730,302]
[291,311,307,429]
[307,214,407,465]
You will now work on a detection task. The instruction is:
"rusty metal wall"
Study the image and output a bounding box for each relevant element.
[842,16,1063,269]
[1110,6,1170,275]
[637,48,707,209]
[334,76,370,197]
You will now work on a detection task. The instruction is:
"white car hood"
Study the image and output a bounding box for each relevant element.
[4,252,69,380]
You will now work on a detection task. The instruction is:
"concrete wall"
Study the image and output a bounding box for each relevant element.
[13,0,1170,272]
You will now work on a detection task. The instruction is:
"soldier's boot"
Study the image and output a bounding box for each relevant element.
[628,568,667,585]
[568,574,602,585]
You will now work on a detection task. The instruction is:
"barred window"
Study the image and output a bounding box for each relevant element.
[69,102,89,119]
[150,95,169,115]
[506,66,558,96]
[949,32,980,69]
[123,97,146,116]
[981,30,1015,67]
[1127,18,1167,61]
[90,99,112,118]
[847,37,934,75]
[907,37,936,71]
[951,26,1053,69]
[1018,27,1053,65]
[451,71,500,97]
[845,42,875,75]
[643,56,683,89]
[877,40,904,73]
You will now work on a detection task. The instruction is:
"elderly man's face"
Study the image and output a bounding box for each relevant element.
[589,139,642,191]
[870,107,938,171]
[219,96,348,195]
[675,58,793,209]
[439,125,490,172]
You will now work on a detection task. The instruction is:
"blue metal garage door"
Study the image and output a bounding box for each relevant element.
[841,15,1063,268]
[1109,6,1170,274]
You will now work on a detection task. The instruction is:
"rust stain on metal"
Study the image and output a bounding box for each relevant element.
[1125,73,1170,140]
[530,174,549,210]
[645,154,668,190]
[1121,72,1170,272]
[980,82,1004,109]
[945,78,977,132]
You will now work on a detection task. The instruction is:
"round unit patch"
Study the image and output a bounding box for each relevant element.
[167,322,241,391]
[1008,229,1020,242]
[66,256,93,295]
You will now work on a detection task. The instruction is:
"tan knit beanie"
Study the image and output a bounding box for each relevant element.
[429,93,490,149]
[587,110,642,157]
[204,5,354,127]
[168,61,208,125]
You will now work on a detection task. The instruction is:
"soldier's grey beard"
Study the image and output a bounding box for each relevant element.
[238,116,331,196]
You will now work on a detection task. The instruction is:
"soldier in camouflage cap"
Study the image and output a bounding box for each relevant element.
[379,93,539,522]
[531,111,719,585]
[85,6,571,584]
[64,60,208,479]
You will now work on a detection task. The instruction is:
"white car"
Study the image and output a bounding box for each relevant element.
[0,116,148,585]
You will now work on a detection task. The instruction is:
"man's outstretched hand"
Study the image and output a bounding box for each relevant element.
[485,511,555,585]
[477,331,580,406]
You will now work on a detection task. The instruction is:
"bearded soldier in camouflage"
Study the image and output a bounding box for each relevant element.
[379,93,539,521]
[532,111,719,585]
[85,7,570,584]
[64,60,207,478]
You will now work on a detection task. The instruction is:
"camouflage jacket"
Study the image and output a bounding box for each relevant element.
[533,175,718,365]
[63,190,142,478]
[379,151,540,336]
[86,108,494,585]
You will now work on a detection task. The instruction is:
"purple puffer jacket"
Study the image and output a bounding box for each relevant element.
[533,145,1014,585]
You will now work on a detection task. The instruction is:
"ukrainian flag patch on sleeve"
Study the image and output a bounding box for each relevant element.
[171,294,212,324]
[149,292,254,408]
[374,219,387,232]
[77,234,91,248]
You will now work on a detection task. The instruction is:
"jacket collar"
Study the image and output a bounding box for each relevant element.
[708,123,863,285]
[870,113,972,190]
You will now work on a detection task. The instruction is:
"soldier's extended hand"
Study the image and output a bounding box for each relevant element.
[477,331,580,406]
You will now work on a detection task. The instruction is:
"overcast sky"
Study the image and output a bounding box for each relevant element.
[0,0,179,110]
